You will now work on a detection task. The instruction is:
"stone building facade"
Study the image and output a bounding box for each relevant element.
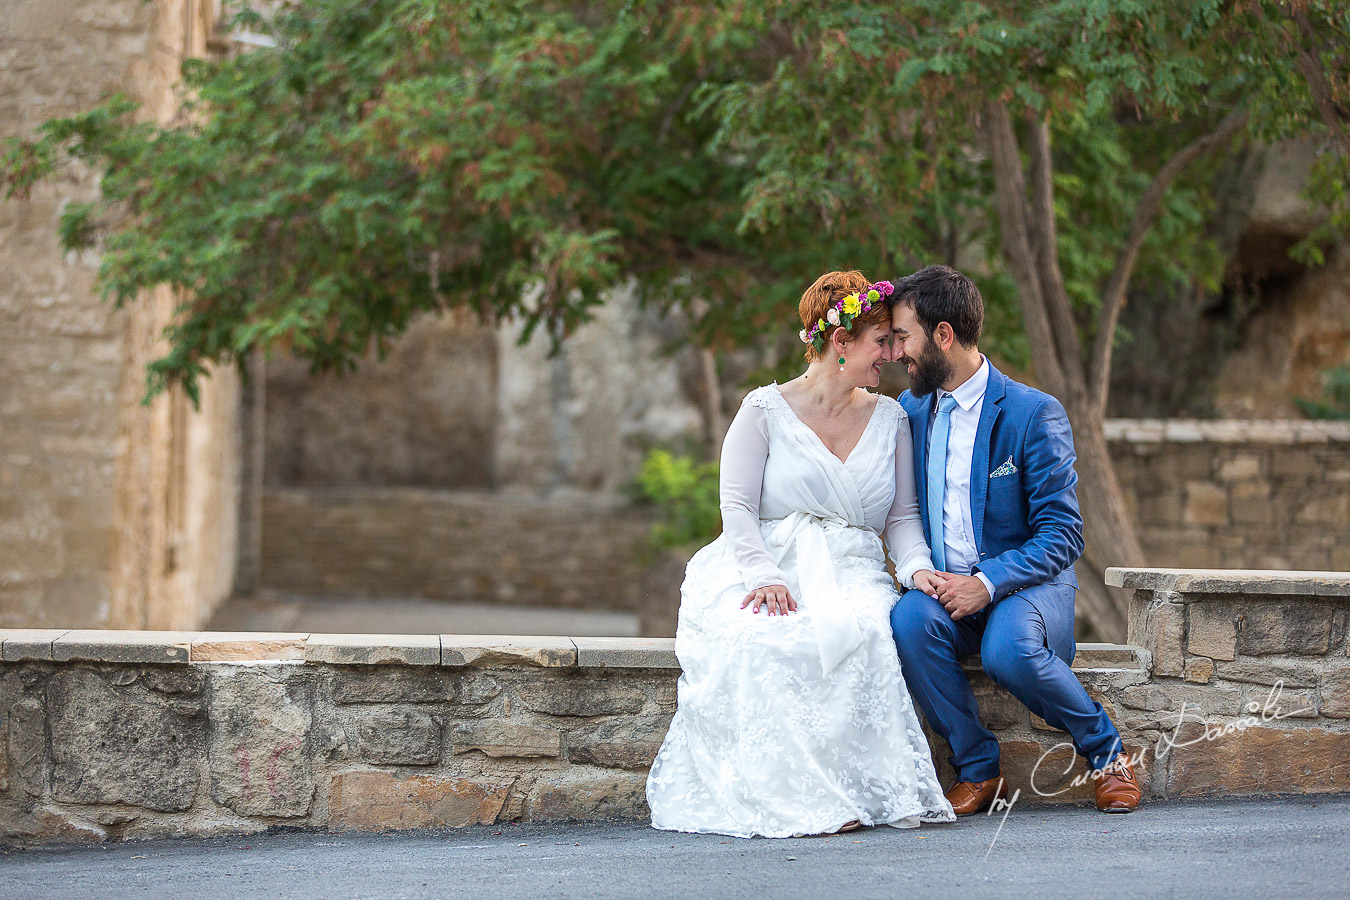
[1,0,244,630]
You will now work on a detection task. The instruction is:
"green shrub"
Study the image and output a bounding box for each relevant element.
[634,450,721,555]
[1296,364,1350,420]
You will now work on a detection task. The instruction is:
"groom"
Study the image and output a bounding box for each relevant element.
[887,265,1140,814]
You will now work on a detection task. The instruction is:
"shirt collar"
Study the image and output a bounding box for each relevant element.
[941,356,989,412]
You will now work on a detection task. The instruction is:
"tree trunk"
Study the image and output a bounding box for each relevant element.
[985,102,1143,640]
[1063,398,1142,642]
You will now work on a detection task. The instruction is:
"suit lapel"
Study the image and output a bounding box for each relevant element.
[971,363,1006,550]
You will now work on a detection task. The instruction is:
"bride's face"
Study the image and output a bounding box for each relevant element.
[842,323,894,388]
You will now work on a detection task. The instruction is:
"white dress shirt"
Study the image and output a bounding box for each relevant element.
[927,357,997,600]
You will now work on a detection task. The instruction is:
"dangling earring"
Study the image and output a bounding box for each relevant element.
[838,356,846,371]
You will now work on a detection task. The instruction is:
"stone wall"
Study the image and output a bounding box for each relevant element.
[1,0,154,628]
[0,0,244,631]
[263,286,710,494]
[259,489,654,612]
[1110,568,1350,797]
[1108,420,1350,571]
[0,630,679,843]
[255,421,1350,624]
[2,569,1348,844]
[263,314,500,489]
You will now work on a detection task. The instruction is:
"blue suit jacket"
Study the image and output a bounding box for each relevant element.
[899,362,1084,602]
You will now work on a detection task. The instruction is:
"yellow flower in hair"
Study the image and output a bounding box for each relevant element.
[842,293,862,316]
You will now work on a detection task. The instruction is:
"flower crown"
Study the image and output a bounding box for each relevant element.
[799,280,895,354]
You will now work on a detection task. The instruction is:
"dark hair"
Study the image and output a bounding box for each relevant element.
[891,264,984,348]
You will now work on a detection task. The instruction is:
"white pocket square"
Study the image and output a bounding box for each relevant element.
[990,456,1017,478]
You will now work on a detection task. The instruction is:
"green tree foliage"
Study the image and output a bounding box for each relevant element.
[1,0,892,402]
[4,1,1345,399]
[692,0,1348,634]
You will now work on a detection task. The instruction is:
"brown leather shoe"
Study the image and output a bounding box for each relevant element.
[1094,752,1141,813]
[944,773,1008,817]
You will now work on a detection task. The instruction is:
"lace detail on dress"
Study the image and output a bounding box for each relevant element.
[742,383,791,415]
[872,392,906,427]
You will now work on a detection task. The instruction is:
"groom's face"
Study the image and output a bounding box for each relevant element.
[890,302,953,397]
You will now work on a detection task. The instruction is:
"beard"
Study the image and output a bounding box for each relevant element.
[907,338,954,397]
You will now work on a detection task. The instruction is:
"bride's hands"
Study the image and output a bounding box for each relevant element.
[913,569,942,598]
[742,584,797,616]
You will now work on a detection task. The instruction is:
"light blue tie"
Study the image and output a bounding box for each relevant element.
[928,394,959,572]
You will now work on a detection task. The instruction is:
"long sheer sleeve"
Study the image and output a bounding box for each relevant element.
[885,415,935,589]
[719,401,788,592]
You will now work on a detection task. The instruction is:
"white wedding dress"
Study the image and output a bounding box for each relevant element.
[647,385,955,838]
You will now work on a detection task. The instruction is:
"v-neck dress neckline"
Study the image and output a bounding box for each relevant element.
[771,384,883,467]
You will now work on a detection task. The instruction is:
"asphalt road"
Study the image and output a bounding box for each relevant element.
[3,794,1347,899]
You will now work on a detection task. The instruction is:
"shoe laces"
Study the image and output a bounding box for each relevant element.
[1102,755,1135,782]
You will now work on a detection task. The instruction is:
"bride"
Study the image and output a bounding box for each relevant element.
[647,270,955,838]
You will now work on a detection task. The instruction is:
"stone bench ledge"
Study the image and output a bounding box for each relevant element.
[305,633,441,666]
[440,635,578,668]
[1107,567,1350,597]
[2,632,1140,672]
[0,631,683,669]
[53,630,196,664]
[191,632,308,662]
[0,629,72,661]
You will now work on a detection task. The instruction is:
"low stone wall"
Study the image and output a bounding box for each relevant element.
[259,489,654,611]
[3,569,1348,844]
[256,422,1350,624]
[1107,420,1350,571]
[1108,568,1350,797]
[0,630,676,844]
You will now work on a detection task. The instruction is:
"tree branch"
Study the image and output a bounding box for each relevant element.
[1290,8,1350,158]
[1087,107,1249,414]
[985,101,1068,397]
[1026,112,1085,395]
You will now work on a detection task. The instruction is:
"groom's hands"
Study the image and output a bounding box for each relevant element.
[933,573,991,620]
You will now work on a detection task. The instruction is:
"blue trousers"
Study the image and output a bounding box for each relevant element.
[891,583,1122,782]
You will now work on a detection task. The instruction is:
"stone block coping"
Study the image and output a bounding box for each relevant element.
[52,630,195,664]
[0,629,70,661]
[440,635,578,668]
[0,631,1149,673]
[191,632,308,662]
[1107,567,1350,596]
[305,633,442,666]
[1102,419,1350,443]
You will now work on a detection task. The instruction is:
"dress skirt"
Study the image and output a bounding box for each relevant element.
[646,518,955,838]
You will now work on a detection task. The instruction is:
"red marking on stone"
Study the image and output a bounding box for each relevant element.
[235,744,252,799]
[267,736,303,799]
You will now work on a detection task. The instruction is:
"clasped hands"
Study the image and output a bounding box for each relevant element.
[742,570,989,621]
[915,569,990,620]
